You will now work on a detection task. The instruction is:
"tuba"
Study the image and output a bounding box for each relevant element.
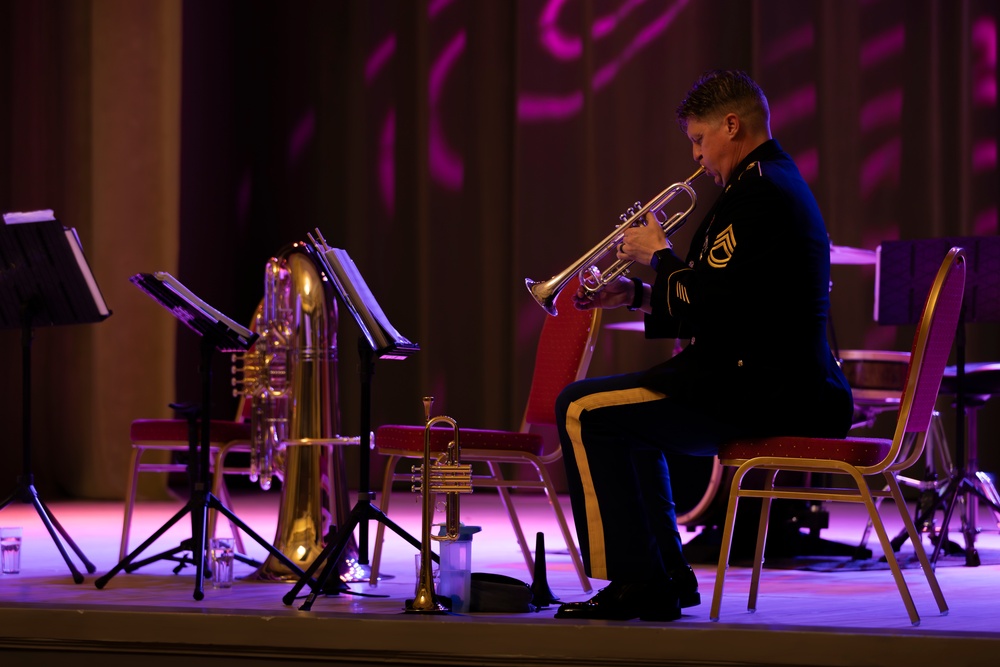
[233,241,362,583]
[525,166,705,315]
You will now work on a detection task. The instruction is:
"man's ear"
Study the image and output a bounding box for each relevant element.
[724,112,740,138]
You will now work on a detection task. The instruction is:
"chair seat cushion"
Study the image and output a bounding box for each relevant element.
[375,425,544,457]
[131,419,251,444]
[720,435,892,468]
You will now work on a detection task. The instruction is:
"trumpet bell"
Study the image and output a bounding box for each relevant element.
[525,278,559,316]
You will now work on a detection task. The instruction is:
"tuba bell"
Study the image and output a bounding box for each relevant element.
[232,241,362,584]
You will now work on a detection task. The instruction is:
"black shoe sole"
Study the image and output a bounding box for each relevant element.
[553,582,698,622]
[553,610,642,621]
[679,591,701,608]
[639,608,682,622]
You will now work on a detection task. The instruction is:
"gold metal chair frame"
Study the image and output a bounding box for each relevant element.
[119,409,251,561]
[710,248,966,626]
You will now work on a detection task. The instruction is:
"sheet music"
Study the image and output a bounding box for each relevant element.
[151,272,253,338]
[130,272,256,351]
[64,227,110,317]
[3,209,57,224]
[2,209,111,324]
[308,230,418,359]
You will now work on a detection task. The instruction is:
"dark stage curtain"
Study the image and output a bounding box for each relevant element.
[1,0,997,500]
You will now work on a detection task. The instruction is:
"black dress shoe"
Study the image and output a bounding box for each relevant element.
[554,580,681,621]
[668,565,701,609]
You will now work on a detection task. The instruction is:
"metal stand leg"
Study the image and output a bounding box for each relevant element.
[930,402,1000,566]
[0,307,94,582]
[96,337,301,598]
[857,412,962,557]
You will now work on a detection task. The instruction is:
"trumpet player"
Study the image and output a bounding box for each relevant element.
[553,70,854,621]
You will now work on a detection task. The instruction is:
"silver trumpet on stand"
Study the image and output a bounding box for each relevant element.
[407,397,472,614]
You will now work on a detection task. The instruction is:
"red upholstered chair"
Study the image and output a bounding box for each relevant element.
[710,247,965,626]
[369,288,601,592]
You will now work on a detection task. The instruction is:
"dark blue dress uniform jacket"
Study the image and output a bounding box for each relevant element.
[642,139,854,438]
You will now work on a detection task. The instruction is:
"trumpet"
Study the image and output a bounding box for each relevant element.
[407,397,472,614]
[525,166,705,315]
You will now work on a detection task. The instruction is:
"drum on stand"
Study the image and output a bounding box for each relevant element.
[838,349,957,553]
[666,453,728,528]
[838,349,911,427]
[663,451,738,565]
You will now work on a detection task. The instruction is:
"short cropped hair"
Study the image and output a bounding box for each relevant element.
[675,70,770,132]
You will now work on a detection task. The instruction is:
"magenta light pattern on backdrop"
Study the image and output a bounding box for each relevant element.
[972,15,997,234]
[519,0,691,121]
[362,0,693,215]
[354,0,995,235]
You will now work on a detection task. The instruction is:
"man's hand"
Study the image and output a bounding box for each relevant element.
[572,274,633,310]
[619,211,669,265]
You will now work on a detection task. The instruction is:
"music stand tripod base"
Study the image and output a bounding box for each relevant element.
[1,302,97,582]
[95,274,306,599]
[94,335,308,600]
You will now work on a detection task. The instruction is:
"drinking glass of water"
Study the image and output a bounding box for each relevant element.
[1,527,22,574]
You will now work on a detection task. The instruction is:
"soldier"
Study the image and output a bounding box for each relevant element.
[554,70,853,621]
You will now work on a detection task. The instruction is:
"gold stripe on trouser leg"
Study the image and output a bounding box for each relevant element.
[566,387,667,580]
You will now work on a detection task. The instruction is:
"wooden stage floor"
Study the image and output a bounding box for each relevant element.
[0,489,998,666]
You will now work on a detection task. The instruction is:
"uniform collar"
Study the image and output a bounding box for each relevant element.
[723,139,782,192]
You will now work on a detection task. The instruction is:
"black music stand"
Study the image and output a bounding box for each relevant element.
[876,237,1000,565]
[94,272,308,600]
[281,233,425,611]
[0,211,108,582]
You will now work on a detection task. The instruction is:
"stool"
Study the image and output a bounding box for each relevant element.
[934,361,1000,565]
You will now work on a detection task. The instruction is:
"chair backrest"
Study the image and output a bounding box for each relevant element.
[893,247,966,445]
[523,288,602,428]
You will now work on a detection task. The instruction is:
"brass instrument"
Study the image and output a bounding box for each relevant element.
[525,166,705,315]
[408,397,472,613]
[232,241,362,583]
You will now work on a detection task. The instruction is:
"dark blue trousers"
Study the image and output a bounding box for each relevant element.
[555,371,740,582]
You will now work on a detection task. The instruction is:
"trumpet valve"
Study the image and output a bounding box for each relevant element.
[579,265,604,293]
[427,463,473,494]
